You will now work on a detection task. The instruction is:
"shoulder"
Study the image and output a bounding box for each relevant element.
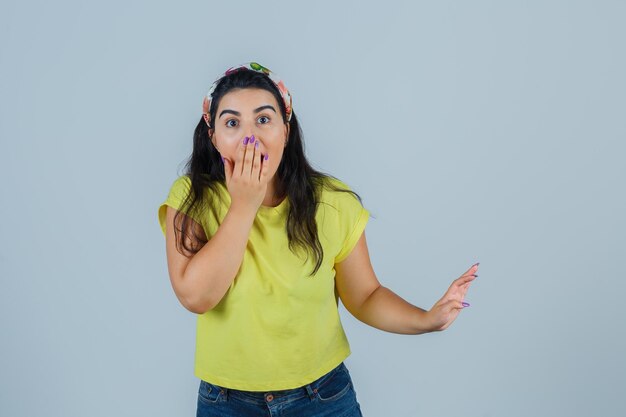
[167,175,225,202]
[318,176,354,197]
[164,175,200,208]
[317,176,364,211]
[166,175,192,198]
[160,175,214,221]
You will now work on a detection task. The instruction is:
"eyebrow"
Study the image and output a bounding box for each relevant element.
[219,105,277,119]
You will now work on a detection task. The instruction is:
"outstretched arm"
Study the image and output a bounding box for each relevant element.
[335,232,479,334]
[353,285,432,335]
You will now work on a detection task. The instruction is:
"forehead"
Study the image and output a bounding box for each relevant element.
[217,88,278,110]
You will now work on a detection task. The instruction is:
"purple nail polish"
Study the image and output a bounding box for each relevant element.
[255,141,259,148]
[243,137,249,145]
[264,154,268,160]
[250,135,255,143]
[462,302,470,307]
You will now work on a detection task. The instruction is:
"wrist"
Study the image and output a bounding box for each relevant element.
[228,203,258,219]
[414,308,436,335]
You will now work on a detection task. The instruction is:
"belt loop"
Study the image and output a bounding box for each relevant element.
[305,383,317,400]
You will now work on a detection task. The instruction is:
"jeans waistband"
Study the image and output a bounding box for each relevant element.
[221,362,347,404]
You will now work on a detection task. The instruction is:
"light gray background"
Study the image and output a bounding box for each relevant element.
[1,1,624,416]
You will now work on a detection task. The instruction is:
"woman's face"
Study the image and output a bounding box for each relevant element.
[210,88,289,179]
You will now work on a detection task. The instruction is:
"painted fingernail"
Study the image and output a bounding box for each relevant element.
[243,137,249,145]
[255,141,259,148]
[264,154,269,160]
[221,156,225,163]
[472,274,478,277]
[462,302,470,307]
[473,262,480,267]
[250,135,255,143]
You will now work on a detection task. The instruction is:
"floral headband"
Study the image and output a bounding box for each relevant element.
[201,61,293,129]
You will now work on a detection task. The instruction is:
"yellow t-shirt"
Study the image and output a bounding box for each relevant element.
[157,175,369,391]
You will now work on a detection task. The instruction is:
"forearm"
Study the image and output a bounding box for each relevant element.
[354,286,433,335]
[182,205,256,313]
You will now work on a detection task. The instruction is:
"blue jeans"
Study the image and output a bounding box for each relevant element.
[196,362,364,416]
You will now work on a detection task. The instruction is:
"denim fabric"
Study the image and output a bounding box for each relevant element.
[196,362,364,417]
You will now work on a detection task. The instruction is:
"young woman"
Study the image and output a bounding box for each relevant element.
[158,62,479,417]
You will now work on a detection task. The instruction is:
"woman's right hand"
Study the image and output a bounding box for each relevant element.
[222,135,269,214]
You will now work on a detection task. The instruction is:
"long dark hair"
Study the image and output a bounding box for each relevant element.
[174,67,369,277]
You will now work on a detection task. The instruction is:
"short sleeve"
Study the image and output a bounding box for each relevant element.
[157,175,204,237]
[333,182,370,263]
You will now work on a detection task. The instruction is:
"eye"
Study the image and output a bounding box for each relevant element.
[225,119,238,127]
[258,115,270,124]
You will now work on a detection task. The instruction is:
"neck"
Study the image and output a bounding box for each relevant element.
[262,176,284,207]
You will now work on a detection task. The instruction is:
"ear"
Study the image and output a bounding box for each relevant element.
[208,128,217,148]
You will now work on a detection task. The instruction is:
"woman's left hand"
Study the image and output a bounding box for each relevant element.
[426,263,479,331]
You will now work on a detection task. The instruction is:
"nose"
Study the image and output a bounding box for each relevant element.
[240,121,261,139]
[247,133,260,145]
